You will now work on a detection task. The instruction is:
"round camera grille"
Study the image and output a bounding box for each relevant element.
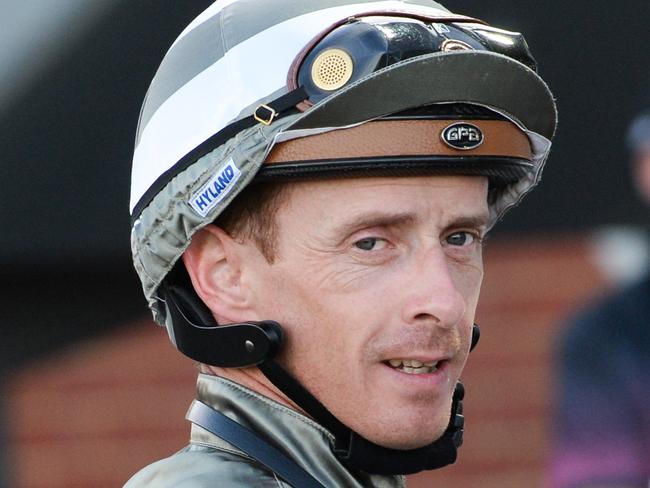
[311,48,354,91]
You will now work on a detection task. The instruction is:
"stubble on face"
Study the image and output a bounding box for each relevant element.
[244,175,489,449]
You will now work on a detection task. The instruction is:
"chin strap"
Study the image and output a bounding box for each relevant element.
[162,282,480,475]
[258,360,466,475]
[260,323,479,475]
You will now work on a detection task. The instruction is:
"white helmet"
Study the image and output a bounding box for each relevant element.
[130,0,556,475]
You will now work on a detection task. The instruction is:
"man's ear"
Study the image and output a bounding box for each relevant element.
[182,225,254,322]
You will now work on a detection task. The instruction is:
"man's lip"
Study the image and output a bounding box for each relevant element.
[379,359,452,387]
[380,353,451,363]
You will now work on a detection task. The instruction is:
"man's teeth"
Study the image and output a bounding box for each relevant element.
[387,359,439,374]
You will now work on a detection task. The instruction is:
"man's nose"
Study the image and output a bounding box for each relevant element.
[401,246,466,328]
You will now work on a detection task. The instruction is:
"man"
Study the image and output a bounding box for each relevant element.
[548,110,650,488]
[125,1,556,486]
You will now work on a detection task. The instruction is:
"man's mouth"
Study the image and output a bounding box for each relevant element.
[384,359,440,374]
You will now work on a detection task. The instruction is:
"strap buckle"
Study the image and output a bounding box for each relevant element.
[254,104,278,126]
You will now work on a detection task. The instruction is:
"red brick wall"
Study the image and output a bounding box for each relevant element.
[6,235,606,488]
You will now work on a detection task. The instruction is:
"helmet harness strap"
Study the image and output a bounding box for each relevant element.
[161,280,480,475]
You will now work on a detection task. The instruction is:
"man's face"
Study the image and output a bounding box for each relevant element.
[245,175,489,449]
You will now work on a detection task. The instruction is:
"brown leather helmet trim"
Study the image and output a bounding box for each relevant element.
[265,119,532,164]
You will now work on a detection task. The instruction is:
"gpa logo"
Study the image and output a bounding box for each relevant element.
[441,122,484,150]
[189,158,241,217]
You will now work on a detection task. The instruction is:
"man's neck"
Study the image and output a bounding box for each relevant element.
[203,364,308,416]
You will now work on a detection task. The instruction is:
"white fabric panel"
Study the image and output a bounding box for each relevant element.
[172,0,450,50]
[131,0,452,211]
[131,59,231,212]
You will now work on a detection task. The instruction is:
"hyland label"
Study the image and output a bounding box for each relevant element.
[189,158,241,217]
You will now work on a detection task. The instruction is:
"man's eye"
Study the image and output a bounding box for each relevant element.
[354,237,386,251]
[446,232,476,247]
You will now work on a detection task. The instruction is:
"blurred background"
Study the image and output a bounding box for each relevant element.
[2,1,648,487]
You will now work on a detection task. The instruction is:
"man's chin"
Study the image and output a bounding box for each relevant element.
[362,419,449,451]
[381,434,445,451]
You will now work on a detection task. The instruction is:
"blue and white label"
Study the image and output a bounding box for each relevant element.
[189,158,241,217]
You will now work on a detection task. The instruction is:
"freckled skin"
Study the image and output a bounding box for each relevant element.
[237,175,489,449]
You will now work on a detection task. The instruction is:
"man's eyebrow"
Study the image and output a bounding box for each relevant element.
[329,211,491,238]
[444,214,491,232]
[331,211,416,236]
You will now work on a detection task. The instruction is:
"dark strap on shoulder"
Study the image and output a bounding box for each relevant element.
[187,400,325,488]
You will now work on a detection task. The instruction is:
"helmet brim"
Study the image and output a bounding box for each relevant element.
[289,50,557,140]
